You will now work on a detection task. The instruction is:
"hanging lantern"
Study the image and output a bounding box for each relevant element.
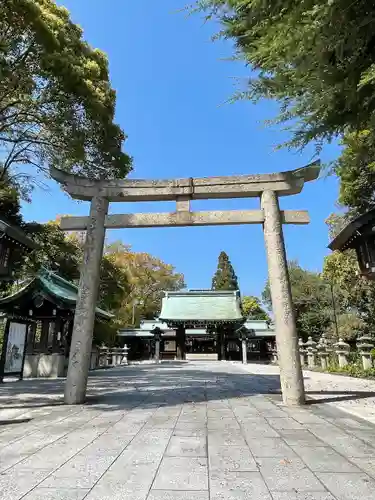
[328,209,375,280]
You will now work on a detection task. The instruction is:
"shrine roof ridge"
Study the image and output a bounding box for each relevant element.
[0,267,113,320]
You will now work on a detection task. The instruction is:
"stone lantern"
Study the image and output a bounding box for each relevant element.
[356,335,374,370]
[305,336,317,368]
[334,338,350,368]
[0,218,37,279]
[328,209,375,280]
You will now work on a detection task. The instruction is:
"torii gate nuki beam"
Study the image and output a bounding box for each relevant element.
[51,161,321,407]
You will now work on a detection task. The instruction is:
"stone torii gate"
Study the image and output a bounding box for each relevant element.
[50,161,321,407]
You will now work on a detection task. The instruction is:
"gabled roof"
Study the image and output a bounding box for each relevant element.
[159,290,244,326]
[0,218,38,251]
[328,209,375,251]
[0,267,113,320]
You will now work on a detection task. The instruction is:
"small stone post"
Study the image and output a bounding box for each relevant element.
[298,338,306,368]
[261,190,305,406]
[357,335,374,370]
[317,336,329,370]
[334,338,350,368]
[305,336,317,368]
[241,334,248,364]
[64,196,109,404]
[154,328,162,364]
[111,349,117,366]
[121,345,129,365]
[99,346,108,367]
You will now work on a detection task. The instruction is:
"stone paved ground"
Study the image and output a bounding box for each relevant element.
[238,361,375,425]
[1,361,375,500]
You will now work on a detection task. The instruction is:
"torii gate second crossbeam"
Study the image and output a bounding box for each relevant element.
[50,161,321,407]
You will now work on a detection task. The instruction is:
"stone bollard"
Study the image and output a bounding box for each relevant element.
[121,345,129,365]
[111,349,117,366]
[317,336,329,370]
[356,335,374,370]
[99,346,108,367]
[298,338,306,367]
[334,338,350,368]
[155,335,161,364]
[305,336,317,368]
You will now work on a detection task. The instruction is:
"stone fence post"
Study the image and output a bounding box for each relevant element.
[334,338,350,368]
[99,346,108,367]
[356,335,374,370]
[305,337,317,368]
[298,338,306,368]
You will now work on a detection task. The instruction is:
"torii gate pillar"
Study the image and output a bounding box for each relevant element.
[261,190,304,405]
[51,161,320,406]
[64,196,108,405]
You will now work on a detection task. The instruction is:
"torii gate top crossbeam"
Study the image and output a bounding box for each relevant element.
[50,161,320,202]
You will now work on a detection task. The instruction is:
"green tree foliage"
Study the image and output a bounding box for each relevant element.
[323,250,375,335]
[241,295,270,321]
[262,261,334,341]
[0,0,132,198]
[194,1,375,213]
[334,130,375,213]
[212,251,239,291]
[325,212,351,240]
[105,242,185,326]
[194,0,375,149]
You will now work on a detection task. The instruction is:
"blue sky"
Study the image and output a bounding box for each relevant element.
[22,0,340,298]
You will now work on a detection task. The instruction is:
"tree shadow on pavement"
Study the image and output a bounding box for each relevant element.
[0,363,282,411]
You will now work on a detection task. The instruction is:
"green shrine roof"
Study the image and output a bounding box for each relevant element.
[0,267,112,320]
[159,289,244,326]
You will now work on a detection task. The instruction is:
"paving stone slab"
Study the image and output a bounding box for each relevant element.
[292,445,362,473]
[40,451,119,488]
[207,418,240,430]
[278,430,327,447]
[84,461,159,500]
[256,457,326,492]
[173,427,207,437]
[316,472,375,500]
[209,470,272,500]
[208,445,258,471]
[270,493,336,500]
[348,457,375,478]
[166,436,207,457]
[325,435,375,457]
[0,468,51,500]
[147,492,209,500]
[22,488,90,500]
[246,438,298,459]
[208,430,247,446]
[152,457,208,490]
[266,417,305,430]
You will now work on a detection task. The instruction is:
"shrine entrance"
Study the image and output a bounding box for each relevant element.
[50,161,321,407]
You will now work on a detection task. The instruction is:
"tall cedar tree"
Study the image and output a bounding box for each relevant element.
[212,251,239,291]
